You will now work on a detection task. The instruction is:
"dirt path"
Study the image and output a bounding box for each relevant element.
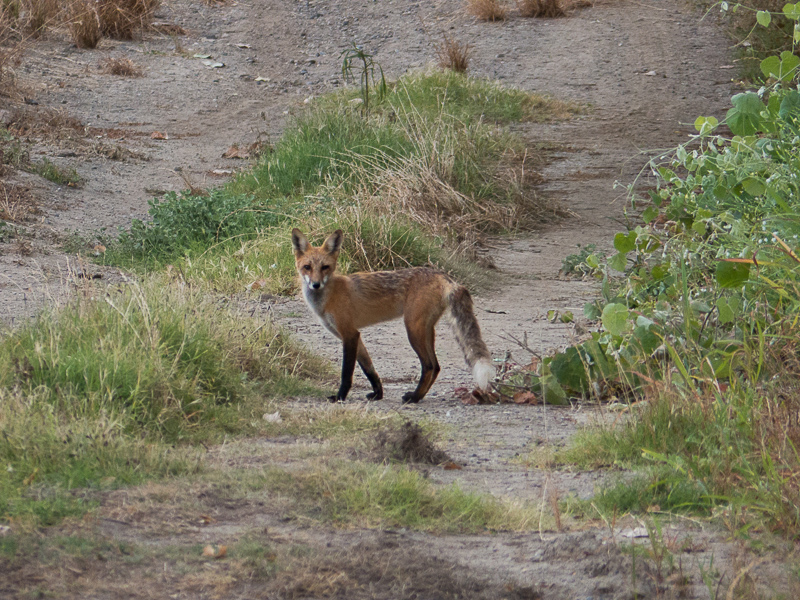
[5,0,790,598]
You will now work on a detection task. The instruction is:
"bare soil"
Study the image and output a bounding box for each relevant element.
[1,0,797,598]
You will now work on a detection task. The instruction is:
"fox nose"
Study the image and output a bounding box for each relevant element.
[311,282,321,289]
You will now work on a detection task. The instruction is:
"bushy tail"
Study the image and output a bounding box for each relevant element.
[448,285,495,391]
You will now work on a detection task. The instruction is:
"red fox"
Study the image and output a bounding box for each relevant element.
[291,228,495,403]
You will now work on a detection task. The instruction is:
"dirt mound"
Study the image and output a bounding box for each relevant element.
[372,420,452,465]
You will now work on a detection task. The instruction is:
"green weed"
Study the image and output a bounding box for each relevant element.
[28,158,81,186]
[266,461,540,532]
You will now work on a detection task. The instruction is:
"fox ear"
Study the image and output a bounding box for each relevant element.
[323,229,344,255]
[291,228,309,256]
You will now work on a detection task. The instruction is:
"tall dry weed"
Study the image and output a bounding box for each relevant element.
[67,0,101,48]
[434,34,471,73]
[516,0,564,18]
[21,0,58,36]
[0,2,23,94]
[466,0,507,21]
[97,0,159,40]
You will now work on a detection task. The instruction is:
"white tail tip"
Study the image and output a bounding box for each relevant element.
[472,359,495,391]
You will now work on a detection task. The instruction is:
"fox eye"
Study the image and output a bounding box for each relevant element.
[302,265,311,271]
[321,265,330,271]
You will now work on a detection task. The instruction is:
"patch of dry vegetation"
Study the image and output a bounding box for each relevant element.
[99,55,143,76]
[22,0,59,36]
[466,0,508,21]
[0,180,38,221]
[434,33,471,72]
[517,0,564,18]
[66,0,101,48]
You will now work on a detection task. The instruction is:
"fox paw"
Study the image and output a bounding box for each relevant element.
[401,392,421,404]
[366,390,383,401]
[328,394,345,403]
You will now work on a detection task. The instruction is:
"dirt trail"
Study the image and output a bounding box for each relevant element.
[5,0,790,597]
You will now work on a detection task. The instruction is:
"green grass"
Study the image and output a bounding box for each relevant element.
[0,275,330,527]
[107,70,574,293]
[28,158,81,187]
[561,381,800,535]
[266,460,541,533]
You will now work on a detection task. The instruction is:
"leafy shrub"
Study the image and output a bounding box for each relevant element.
[114,190,289,263]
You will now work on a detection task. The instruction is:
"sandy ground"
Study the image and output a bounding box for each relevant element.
[2,0,797,597]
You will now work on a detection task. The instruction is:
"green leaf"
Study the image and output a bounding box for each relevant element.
[716,261,751,288]
[785,2,800,21]
[691,220,707,235]
[726,92,765,136]
[601,303,631,336]
[560,311,574,324]
[584,303,602,320]
[760,51,800,82]
[540,367,569,405]
[694,115,718,135]
[608,252,628,272]
[613,231,637,253]
[779,90,800,119]
[742,178,766,196]
[717,297,734,324]
[757,10,772,26]
[549,347,589,394]
[632,325,661,355]
[642,205,659,224]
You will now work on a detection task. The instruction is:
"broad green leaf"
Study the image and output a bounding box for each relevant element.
[694,115,718,135]
[692,220,707,235]
[760,52,800,82]
[540,369,569,405]
[742,178,766,196]
[716,260,751,288]
[779,90,800,119]
[785,2,800,21]
[613,231,637,253]
[608,252,628,272]
[560,311,574,324]
[726,92,765,136]
[757,10,772,26]
[584,302,602,320]
[601,303,631,336]
[717,297,734,324]
[550,347,589,394]
[642,205,659,224]
[632,325,661,355]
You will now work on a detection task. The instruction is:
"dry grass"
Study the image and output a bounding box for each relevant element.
[517,0,564,18]
[1,1,24,95]
[99,56,143,76]
[434,33,471,73]
[466,0,508,21]
[0,180,38,222]
[21,0,58,36]
[67,0,101,48]
[97,0,159,40]
[4,105,84,139]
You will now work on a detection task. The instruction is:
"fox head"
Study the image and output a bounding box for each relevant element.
[291,228,343,292]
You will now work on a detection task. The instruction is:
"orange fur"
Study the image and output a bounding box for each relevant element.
[292,228,494,403]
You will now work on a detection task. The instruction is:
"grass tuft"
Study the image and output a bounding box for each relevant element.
[434,33,471,73]
[66,0,101,48]
[98,56,143,76]
[517,0,564,18]
[267,461,539,532]
[466,0,508,21]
